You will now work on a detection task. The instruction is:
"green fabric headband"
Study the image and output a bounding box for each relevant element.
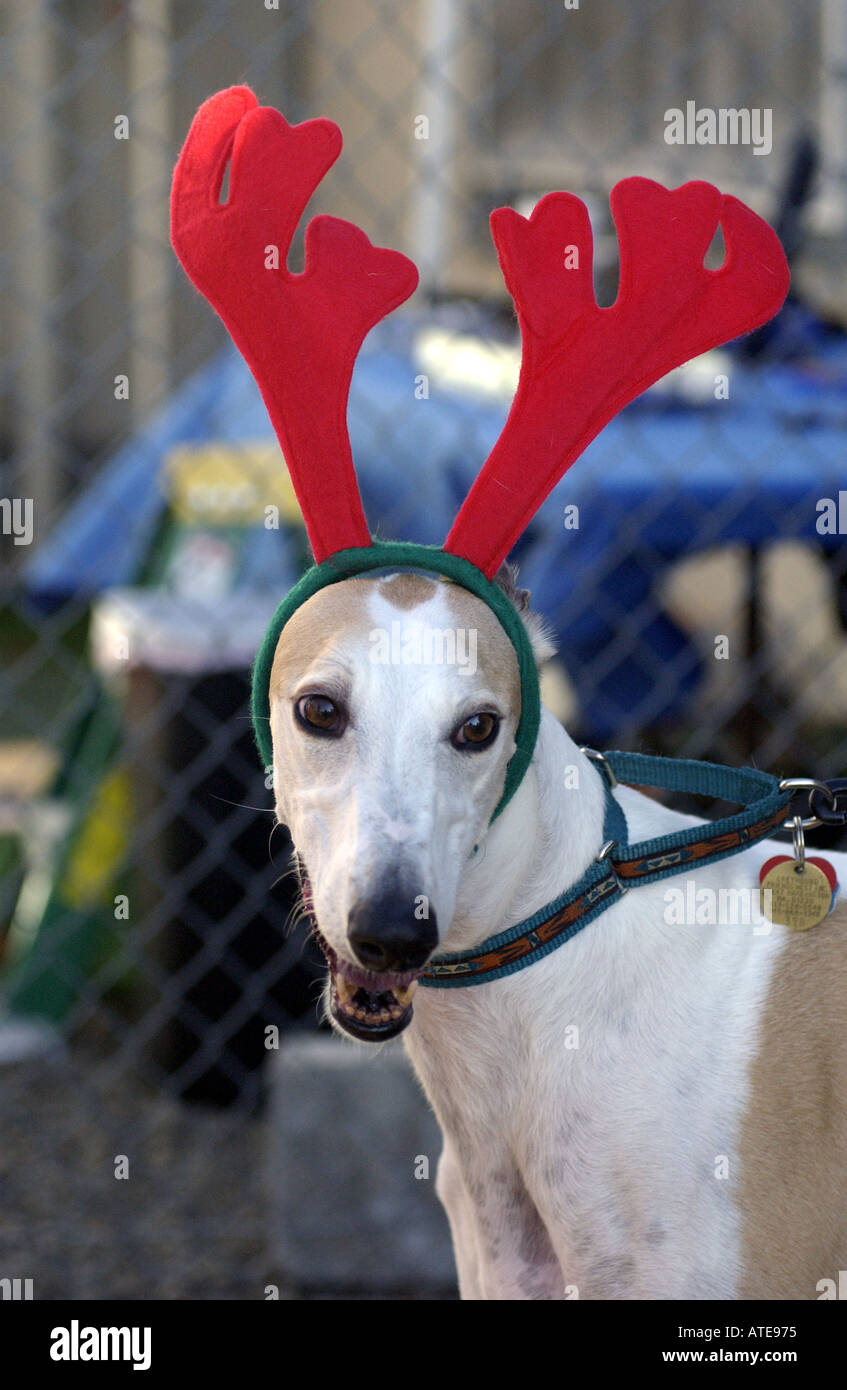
[251,541,541,823]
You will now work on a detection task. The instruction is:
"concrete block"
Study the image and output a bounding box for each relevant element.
[266,1035,457,1294]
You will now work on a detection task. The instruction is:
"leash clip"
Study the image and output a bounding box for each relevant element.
[809,777,847,828]
[778,777,836,832]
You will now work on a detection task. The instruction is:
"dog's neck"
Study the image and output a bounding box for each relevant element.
[441,712,609,956]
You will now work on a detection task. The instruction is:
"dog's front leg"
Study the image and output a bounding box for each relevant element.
[435,1142,484,1298]
[436,1143,565,1300]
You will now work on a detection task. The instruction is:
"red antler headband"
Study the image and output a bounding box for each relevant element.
[171,86,790,818]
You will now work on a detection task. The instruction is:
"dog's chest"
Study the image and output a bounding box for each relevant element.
[407,875,783,1298]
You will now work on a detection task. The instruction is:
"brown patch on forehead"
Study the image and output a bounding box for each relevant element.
[376,572,438,611]
[737,906,847,1298]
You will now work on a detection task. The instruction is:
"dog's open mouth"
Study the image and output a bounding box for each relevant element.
[311,926,419,1042]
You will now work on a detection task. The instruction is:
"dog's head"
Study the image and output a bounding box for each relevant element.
[172,92,791,1035]
[269,564,553,1041]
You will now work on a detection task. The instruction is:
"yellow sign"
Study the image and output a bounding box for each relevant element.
[164,442,302,526]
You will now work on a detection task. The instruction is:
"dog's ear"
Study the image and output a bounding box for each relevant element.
[492,562,557,669]
[493,561,531,612]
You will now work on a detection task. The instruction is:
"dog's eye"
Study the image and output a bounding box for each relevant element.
[451,712,500,750]
[295,694,345,736]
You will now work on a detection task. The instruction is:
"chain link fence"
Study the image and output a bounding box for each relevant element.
[1,0,846,1298]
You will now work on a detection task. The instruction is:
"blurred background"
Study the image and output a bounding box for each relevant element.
[1,0,846,1300]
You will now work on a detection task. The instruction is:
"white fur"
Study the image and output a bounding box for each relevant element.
[271,580,843,1299]
[407,716,812,1299]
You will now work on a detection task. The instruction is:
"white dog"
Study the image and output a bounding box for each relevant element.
[269,565,847,1300]
[169,87,836,1299]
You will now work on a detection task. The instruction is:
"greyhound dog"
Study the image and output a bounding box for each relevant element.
[267,564,847,1300]
[170,87,844,1299]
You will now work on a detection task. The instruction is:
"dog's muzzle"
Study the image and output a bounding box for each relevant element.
[303,877,432,1042]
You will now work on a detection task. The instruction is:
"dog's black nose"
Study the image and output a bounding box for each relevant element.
[348,889,438,973]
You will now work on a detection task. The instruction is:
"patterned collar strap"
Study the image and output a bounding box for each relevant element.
[420,751,792,988]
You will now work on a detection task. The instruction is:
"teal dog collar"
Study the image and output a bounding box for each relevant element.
[420,751,794,986]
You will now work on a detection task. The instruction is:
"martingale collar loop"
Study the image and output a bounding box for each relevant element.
[251,541,542,824]
[420,750,793,988]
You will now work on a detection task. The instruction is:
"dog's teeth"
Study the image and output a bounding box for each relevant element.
[336,973,356,1005]
[333,972,419,1029]
[393,981,418,1009]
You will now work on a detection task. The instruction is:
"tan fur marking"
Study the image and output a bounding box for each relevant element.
[738,904,847,1298]
[376,572,438,610]
[269,579,374,699]
[441,581,521,713]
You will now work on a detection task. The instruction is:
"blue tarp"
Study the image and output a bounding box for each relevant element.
[24,314,847,738]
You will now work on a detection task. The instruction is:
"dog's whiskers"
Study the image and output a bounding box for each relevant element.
[208,793,276,813]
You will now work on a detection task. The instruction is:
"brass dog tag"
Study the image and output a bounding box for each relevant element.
[759,859,832,932]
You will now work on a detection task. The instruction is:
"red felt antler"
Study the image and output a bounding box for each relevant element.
[170,86,419,563]
[444,178,790,577]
